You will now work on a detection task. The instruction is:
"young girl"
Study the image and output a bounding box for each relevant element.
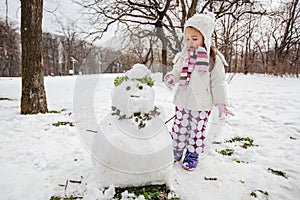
[164,13,233,171]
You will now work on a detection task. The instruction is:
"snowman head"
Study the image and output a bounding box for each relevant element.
[111,64,155,117]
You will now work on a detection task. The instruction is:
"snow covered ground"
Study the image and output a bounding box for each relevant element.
[0,73,300,200]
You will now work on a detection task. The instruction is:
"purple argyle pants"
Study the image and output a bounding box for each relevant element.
[171,106,211,154]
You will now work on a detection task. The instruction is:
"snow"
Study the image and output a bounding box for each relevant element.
[111,79,154,117]
[126,64,151,79]
[0,73,300,199]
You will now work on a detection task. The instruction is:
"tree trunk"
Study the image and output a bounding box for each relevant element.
[20,0,48,114]
[278,0,299,64]
[155,22,168,78]
[161,39,168,77]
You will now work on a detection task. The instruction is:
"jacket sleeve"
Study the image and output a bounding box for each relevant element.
[210,51,229,105]
[164,47,187,83]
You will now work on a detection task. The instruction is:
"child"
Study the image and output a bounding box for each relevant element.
[164,12,233,171]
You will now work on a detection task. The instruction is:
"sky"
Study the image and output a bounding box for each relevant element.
[0,0,282,47]
[0,0,119,45]
[0,0,84,33]
[0,0,281,27]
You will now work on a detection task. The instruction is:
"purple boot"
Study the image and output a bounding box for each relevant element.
[182,150,199,171]
[173,149,183,162]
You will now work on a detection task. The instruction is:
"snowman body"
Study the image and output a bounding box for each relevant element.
[92,64,173,187]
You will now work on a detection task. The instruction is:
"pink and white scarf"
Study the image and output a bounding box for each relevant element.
[179,46,209,86]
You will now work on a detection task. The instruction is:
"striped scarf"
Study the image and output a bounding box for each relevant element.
[179,46,209,86]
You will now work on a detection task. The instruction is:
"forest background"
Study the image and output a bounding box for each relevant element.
[0,0,299,77]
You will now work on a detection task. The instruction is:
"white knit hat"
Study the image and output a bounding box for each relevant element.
[184,12,215,51]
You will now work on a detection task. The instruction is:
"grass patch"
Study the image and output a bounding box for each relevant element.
[48,108,68,114]
[216,148,234,156]
[114,184,180,200]
[204,177,218,181]
[250,189,269,198]
[212,141,222,144]
[0,97,12,101]
[235,160,249,164]
[225,137,257,149]
[48,110,61,114]
[268,168,288,179]
[52,121,74,127]
[50,195,82,200]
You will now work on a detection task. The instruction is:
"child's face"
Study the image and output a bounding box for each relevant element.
[185,27,204,51]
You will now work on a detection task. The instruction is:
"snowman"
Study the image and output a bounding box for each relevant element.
[92,64,173,187]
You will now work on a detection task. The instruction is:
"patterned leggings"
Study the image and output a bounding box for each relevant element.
[171,106,211,154]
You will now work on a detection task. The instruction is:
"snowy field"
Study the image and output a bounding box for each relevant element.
[0,73,300,200]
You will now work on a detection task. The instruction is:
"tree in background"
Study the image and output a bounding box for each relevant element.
[75,0,269,76]
[56,21,94,75]
[43,32,60,76]
[2,0,299,77]
[20,0,48,114]
[0,19,21,77]
[75,0,201,76]
[273,0,300,75]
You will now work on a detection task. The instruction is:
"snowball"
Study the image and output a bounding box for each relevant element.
[103,185,116,199]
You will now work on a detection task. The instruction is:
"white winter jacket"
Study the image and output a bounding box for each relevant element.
[165,48,229,111]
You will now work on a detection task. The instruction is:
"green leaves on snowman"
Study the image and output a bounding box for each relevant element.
[114,75,154,87]
[111,106,161,129]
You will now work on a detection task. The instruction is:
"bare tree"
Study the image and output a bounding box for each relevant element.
[55,20,94,75]
[20,0,48,114]
[76,0,271,76]
[209,0,267,73]
[277,0,299,56]
[75,0,203,76]
[262,0,300,75]
[3,0,298,79]
[43,32,60,76]
[275,0,299,75]
[5,0,8,25]
[0,19,21,77]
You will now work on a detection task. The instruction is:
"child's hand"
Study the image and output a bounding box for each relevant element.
[216,103,234,118]
[165,75,175,89]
